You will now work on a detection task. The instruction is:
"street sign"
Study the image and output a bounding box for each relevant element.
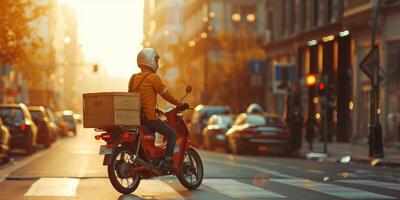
[273,64,296,94]
[249,60,265,75]
[360,46,385,84]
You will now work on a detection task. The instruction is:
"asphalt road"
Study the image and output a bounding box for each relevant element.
[0,125,399,200]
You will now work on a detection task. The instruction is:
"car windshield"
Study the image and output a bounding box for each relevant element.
[63,115,74,122]
[0,108,25,125]
[203,108,230,118]
[246,115,283,126]
[30,111,44,120]
[46,110,56,122]
[218,116,233,126]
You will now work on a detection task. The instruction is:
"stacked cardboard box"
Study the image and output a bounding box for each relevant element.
[82,92,140,128]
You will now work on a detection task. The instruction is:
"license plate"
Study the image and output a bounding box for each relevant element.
[261,131,276,136]
[99,145,112,155]
[258,145,267,151]
[216,135,225,140]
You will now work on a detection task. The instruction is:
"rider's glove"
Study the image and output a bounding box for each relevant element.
[177,102,189,111]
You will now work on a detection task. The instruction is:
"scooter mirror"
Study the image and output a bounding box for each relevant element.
[186,85,192,94]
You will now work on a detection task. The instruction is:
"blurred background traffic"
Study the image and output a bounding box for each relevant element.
[1,0,400,161]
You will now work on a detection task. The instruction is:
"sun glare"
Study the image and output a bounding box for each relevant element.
[58,0,143,77]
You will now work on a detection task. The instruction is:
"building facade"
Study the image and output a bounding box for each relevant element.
[264,0,400,143]
[27,0,83,111]
[143,0,186,107]
[180,0,267,112]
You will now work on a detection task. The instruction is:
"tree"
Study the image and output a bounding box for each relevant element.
[0,0,48,68]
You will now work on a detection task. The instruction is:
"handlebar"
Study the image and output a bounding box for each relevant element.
[176,103,190,112]
[156,103,193,116]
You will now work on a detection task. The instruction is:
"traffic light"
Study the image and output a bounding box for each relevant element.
[306,73,317,87]
[93,64,98,73]
[318,82,326,96]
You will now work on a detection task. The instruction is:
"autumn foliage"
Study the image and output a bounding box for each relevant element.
[0,0,48,68]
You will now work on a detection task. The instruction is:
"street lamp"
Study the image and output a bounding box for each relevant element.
[200,32,207,39]
[64,36,71,44]
[208,11,215,18]
[189,40,196,47]
[232,13,241,22]
[246,14,256,22]
[306,73,317,87]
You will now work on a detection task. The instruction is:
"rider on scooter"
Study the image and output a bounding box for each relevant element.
[129,48,186,172]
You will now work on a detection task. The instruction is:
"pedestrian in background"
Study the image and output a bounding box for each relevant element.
[397,116,400,143]
[288,107,303,156]
[305,116,317,151]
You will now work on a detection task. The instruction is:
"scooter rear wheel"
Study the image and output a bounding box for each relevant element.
[108,145,141,194]
[177,147,204,190]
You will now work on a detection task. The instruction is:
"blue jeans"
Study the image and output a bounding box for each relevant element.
[142,119,176,158]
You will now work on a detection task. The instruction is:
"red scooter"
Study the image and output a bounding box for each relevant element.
[94,86,203,194]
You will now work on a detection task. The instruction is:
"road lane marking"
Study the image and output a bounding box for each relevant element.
[271,178,395,199]
[337,180,400,191]
[203,179,286,199]
[207,158,294,178]
[306,169,324,174]
[24,178,79,197]
[134,180,184,200]
[0,142,60,182]
[286,166,299,170]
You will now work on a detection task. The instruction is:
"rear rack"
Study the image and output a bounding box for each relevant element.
[94,126,139,133]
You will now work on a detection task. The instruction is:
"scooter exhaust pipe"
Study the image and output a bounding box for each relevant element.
[132,156,163,175]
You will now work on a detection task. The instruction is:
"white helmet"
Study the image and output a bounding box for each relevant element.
[137,48,160,72]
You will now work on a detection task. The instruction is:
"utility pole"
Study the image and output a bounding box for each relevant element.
[322,75,329,154]
[368,0,384,158]
[203,0,210,104]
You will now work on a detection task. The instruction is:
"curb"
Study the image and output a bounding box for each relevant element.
[303,152,400,168]
[351,157,400,168]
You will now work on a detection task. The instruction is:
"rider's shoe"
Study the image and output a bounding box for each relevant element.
[160,157,174,174]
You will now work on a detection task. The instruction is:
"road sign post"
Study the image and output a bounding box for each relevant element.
[322,75,329,154]
[359,0,384,158]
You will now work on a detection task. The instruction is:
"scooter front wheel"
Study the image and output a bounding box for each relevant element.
[107,145,141,194]
[177,147,204,190]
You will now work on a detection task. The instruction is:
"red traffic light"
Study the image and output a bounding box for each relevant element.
[318,82,325,91]
[306,74,317,87]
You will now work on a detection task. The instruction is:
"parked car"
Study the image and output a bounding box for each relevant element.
[45,108,67,137]
[226,113,292,155]
[202,114,234,152]
[73,113,82,124]
[189,105,231,146]
[0,104,38,154]
[0,118,11,163]
[62,110,77,136]
[246,103,265,114]
[28,106,55,148]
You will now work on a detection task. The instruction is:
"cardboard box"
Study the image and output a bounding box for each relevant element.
[82,92,140,128]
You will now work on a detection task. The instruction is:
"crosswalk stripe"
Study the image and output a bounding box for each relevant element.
[203,179,286,199]
[207,158,294,178]
[134,180,184,200]
[24,178,80,197]
[337,180,400,191]
[271,178,395,199]
[306,169,324,174]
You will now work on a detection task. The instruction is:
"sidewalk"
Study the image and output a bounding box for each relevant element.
[300,140,400,168]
